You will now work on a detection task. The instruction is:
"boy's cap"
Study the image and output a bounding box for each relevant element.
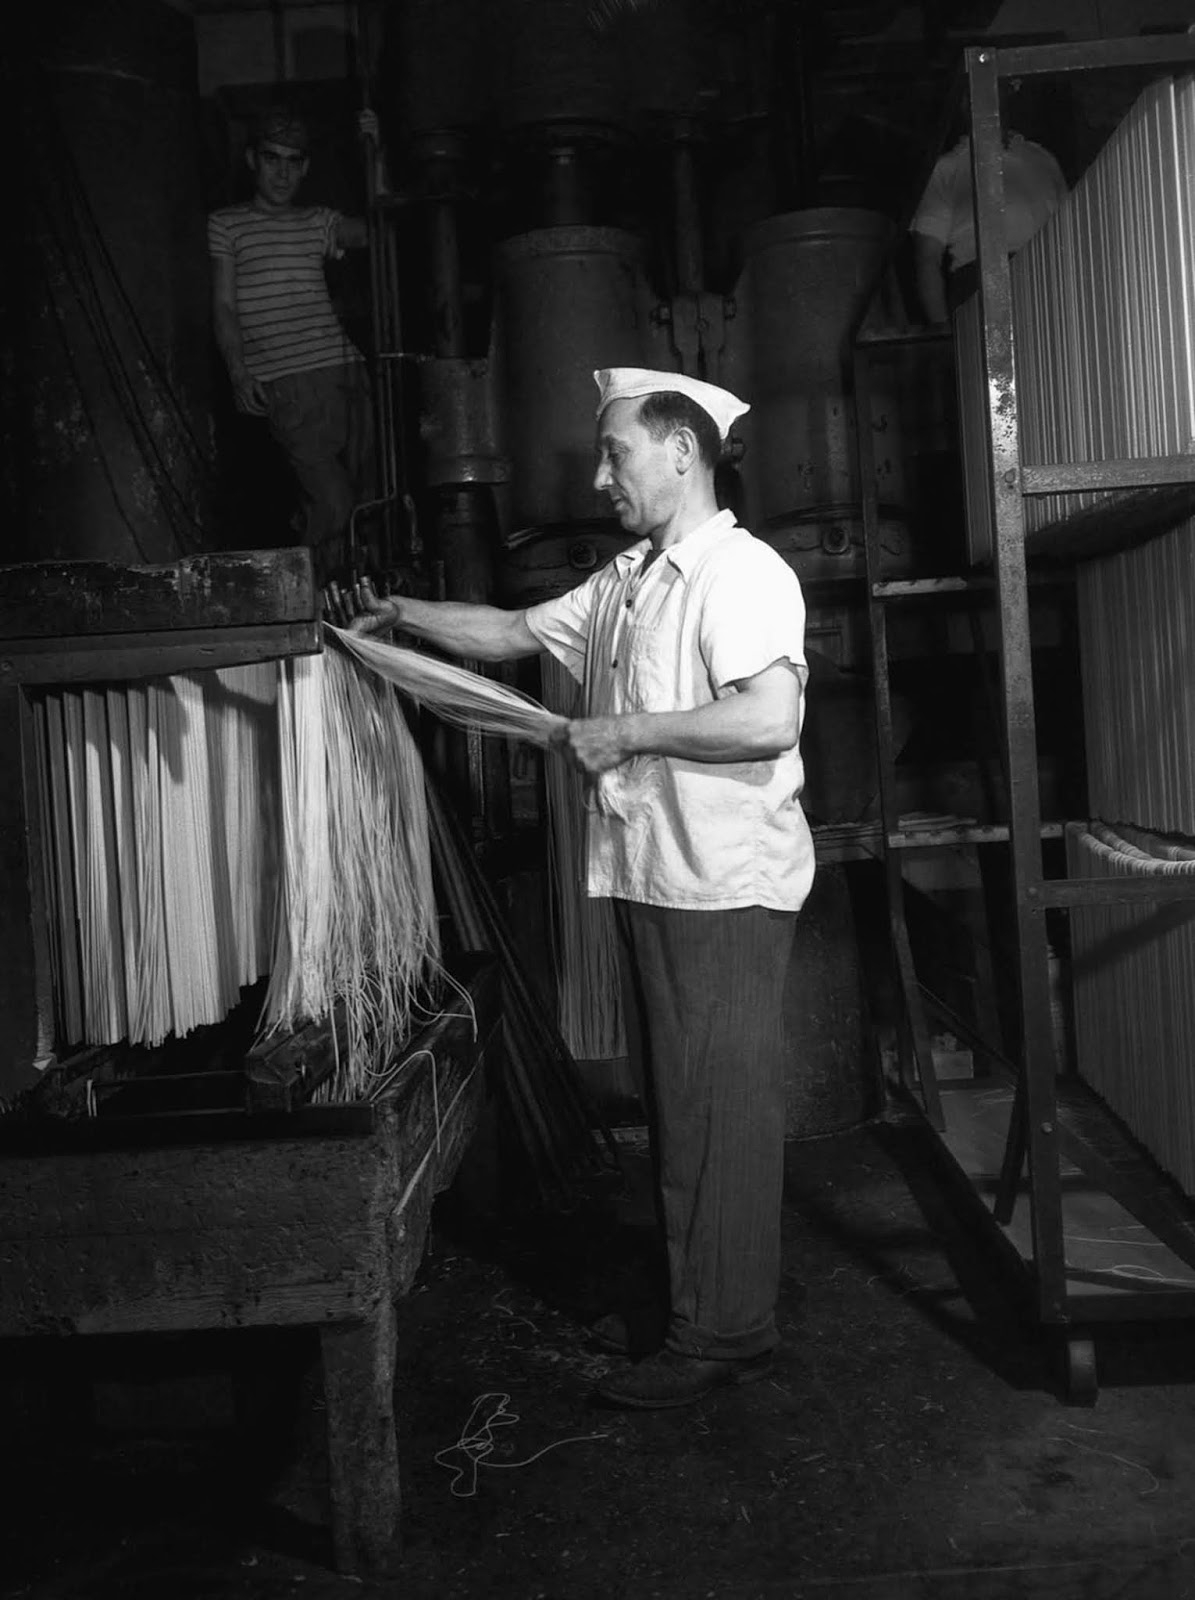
[254,107,309,154]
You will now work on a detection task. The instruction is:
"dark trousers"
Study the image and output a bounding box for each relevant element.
[263,362,372,572]
[614,899,798,1360]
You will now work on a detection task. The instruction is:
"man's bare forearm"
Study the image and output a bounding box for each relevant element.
[623,695,797,763]
[912,232,949,325]
[385,597,541,663]
[562,671,802,773]
[213,300,248,381]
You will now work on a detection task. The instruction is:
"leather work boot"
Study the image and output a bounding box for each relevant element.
[592,1348,775,1410]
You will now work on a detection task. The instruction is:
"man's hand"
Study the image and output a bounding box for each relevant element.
[231,368,269,416]
[556,715,634,776]
[357,107,380,143]
[346,574,404,635]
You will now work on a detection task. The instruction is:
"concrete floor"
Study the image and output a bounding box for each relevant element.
[6,1108,1195,1600]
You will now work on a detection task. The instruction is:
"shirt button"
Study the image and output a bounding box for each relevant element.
[625,595,633,609]
[611,659,618,669]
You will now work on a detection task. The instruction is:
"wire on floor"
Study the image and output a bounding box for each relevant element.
[434,1392,610,1498]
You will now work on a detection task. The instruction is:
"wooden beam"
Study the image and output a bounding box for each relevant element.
[0,620,320,685]
[0,549,316,641]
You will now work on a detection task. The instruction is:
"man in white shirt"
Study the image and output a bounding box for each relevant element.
[911,129,1067,323]
[352,367,814,1408]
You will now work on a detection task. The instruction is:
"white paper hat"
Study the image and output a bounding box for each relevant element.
[594,368,750,441]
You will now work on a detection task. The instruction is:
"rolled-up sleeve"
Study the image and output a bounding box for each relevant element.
[696,543,807,695]
[207,212,233,259]
[524,573,602,684]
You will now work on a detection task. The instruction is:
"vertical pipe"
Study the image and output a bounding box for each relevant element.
[270,0,288,83]
[355,0,404,570]
[416,130,504,830]
[545,142,588,228]
[672,119,704,297]
[419,132,469,361]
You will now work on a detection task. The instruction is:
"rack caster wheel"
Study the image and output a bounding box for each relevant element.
[1063,1336,1098,1405]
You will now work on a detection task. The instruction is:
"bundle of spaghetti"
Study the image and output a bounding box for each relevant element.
[34,664,283,1053]
[210,662,280,987]
[1015,72,1195,533]
[31,694,83,1046]
[1077,518,1195,836]
[540,654,626,1062]
[157,672,239,1034]
[127,681,169,1045]
[426,778,619,1205]
[957,72,1195,561]
[257,643,440,1099]
[259,652,334,1031]
[105,686,141,1037]
[1067,819,1195,1194]
[328,624,568,748]
[33,644,444,1092]
[76,688,126,1043]
[153,664,279,1037]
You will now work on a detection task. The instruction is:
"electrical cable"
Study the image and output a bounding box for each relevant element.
[434,1392,609,1499]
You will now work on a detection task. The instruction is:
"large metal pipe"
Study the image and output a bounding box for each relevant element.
[493,226,655,531]
[735,208,906,570]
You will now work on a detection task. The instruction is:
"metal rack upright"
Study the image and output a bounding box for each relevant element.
[856,32,1195,1397]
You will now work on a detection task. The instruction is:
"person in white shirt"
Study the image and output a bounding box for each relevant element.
[911,127,1067,323]
[352,367,814,1408]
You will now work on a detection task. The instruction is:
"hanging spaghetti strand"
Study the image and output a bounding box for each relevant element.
[541,654,626,1062]
[257,646,442,1099]
[328,624,568,747]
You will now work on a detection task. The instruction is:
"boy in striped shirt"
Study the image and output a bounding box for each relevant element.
[208,106,374,576]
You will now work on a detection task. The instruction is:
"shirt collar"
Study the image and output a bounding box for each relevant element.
[610,509,737,581]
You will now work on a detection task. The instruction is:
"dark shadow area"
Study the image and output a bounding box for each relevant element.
[8,1116,1195,1600]
[0,1324,330,1595]
[433,1130,670,1358]
[782,1113,1050,1393]
[791,1106,1195,1403]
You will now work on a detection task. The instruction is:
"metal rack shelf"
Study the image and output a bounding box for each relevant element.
[813,817,1065,862]
[890,819,1064,851]
[872,571,1074,599]
[854,31,1195,1399]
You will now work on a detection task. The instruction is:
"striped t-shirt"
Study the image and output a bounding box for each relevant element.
[207,203,363,382]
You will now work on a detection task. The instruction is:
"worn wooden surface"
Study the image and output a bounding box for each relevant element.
[0,993,494,1334]
[322,1298,402,1576]
[244,1004,345,1113]
[0,548,320,1094]
[0,549,316,640]
[0,621,321,685]
[0,959,499,1577]
[0,1121,392,1335]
